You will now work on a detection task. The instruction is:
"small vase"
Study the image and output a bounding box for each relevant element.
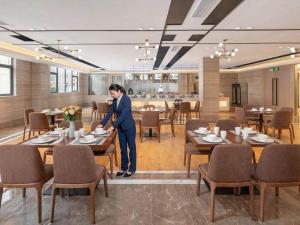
[68,121,75,138]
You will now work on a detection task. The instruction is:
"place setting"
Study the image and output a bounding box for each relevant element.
[69,131,103,145]
[198,127,229,144]
[24,135,61,145]
[90,127,110,137]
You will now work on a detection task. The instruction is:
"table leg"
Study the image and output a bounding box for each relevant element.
[259,114,263,132]
[149,128,153,137]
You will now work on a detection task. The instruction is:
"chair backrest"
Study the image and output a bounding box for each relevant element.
[0,145,47,184]
[216,119,239,131]
[208,144,253,182]
[53,145,97,184]
[185,119,209,143]
[143,104,156,110]
[235,107,248,125]
[165,101,170,111]
[92,101,97,111]
[194,100,200,110]
[280,107,293,123]
[29,112,50,130]
[180,102,191,113]
[76,108,82,120]
[90,119,112,131]
[243,104,258,117]
[97,103,108,113]
[141,111,159,127]
[24,108,34,125]
[60,120,83,130]
[256,144,300,182]
[271,111,291,129]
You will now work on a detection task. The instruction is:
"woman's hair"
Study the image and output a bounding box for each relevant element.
[109,84,126,94]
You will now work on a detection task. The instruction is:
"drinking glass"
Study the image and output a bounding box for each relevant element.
[213,126,220,136]
[220,130,227,140]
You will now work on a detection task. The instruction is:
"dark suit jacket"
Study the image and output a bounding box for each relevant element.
[100,94,135,130]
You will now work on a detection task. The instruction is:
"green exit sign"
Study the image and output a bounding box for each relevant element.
[270,67,280,72]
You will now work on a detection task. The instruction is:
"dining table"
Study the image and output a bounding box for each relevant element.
[19,130,117,196]
[43,110,64,125]
[247,110,275,132]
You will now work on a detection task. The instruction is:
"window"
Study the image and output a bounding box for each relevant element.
[89,74,108,95]
[0,55,13,96]
[57,68,65,93]
[65,69,72,92]
[50,67,58,93]
[72,71,79,92]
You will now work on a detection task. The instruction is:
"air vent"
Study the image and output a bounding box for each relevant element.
[10,34,34,42]
[171,46,180,52]
[192,0,221,18]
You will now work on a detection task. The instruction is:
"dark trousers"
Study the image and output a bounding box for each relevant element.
[118,125,136,172]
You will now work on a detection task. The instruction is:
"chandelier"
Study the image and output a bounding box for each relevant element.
[34,40,82,61]
[135,39,158,62]
[210,39,238,62]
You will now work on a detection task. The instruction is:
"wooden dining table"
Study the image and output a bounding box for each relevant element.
[43,110,64,125]
[247,110,275,132]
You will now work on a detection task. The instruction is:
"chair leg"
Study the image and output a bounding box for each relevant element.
[196,171,201,196]
[43,152,47,164]
[108,154,114,179]
[114,149,118,167]
[187,153,192,178]
[183,151,186,166]
[28,130,31,139]
[259,182,267,222]
[0,186,3,208]
[249,182,255,220]
[275,186,279,196]
[291,124,295,138]
[23,188,26,198]
[171,123,175,137]
[35,185,42,224]
[23,126,26,141]
[210,182,217,222]
[50,185,57,223]
[89,184,96,224]
[289,128,293,144]
[103,172,109,197]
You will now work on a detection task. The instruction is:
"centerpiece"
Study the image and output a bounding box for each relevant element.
[63,106,81,137]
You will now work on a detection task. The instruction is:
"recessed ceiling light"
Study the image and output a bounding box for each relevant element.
[138,28,143,30]
[234,27,241,30]
[78,56,82,59]
[291,54,295,58]
[246,26,252,29]
[290,47,296,53]
[149,27,155,30]
[29,28,34,31]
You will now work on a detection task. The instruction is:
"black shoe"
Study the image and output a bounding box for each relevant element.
[116,170,126,177]
[124,171,135,177]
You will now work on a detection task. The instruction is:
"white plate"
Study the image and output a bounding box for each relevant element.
[79,138,97,144]
[241,129,257,135]
[202,136,223,143]
[32,137,57,144]
[91,131,108,135]
[194,130,211,135]
[250,136,274,143]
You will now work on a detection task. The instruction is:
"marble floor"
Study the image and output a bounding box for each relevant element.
[1,173,300,225]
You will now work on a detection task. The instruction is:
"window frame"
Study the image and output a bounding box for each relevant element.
[72,74,79,92]
[50,67,58,93]
[0,57,14,96]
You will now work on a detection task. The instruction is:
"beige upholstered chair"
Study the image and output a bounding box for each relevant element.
[23,108,34,140]
[281,107,295,139]
[50,145,108,224]
[0,145,53,223]
[197,145,254,222]
[191,100,200,118]
[179,101,191,123]
[253,144,300,222]
[140,111,160,142]
[185,119,211,178]
[235,107,258,129]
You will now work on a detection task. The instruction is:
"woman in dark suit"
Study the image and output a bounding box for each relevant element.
[98,84,136,177]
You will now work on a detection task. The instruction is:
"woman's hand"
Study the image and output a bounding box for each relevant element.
[106,126,114,133]
[96,124,103,128]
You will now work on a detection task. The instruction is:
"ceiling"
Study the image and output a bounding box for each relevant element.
[0,0,299,71]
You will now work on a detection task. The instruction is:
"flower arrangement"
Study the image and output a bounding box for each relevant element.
[62,106,81,121]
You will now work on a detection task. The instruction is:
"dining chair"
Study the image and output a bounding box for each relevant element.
[97,102,108,120]
[179,101,191,123]
[235,107,258,129]
[190,100,200,118]
[185,119,211,178]
[216,119,239,131]
[140,111,160,142]
[23,108,34,140]
[91,120,118,178]
[281,107,295,139]
[50,145,108,224]
[91,101,97,121]
[164,101,171,119]
[0,145,53,223]
[243,104,260,122]
[264,111,293,143]
[159,107,176,137]
[196,144,254,222]
[29,112,55,138]
[253,144,300,222]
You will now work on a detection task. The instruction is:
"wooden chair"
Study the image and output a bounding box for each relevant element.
[264,111,293,144]
[143,104,156,110]
[281,107,295,139]
[0,145,53,223]
[28,112,55,138]
[196,144,254,222]
[140,111,160,142]
[90,101,97,121]
[91,120,118,178]
[23,108,34,140]
[216,119,239,131]
[253,144,300,222]
[190,100,200,118]
[97,102,108,120]
[179,102,191,123]
[159,108,176,137]
[164,101,171,119]
[235,107,258,129]
[50,145,108,224]
[184,119,211,178]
